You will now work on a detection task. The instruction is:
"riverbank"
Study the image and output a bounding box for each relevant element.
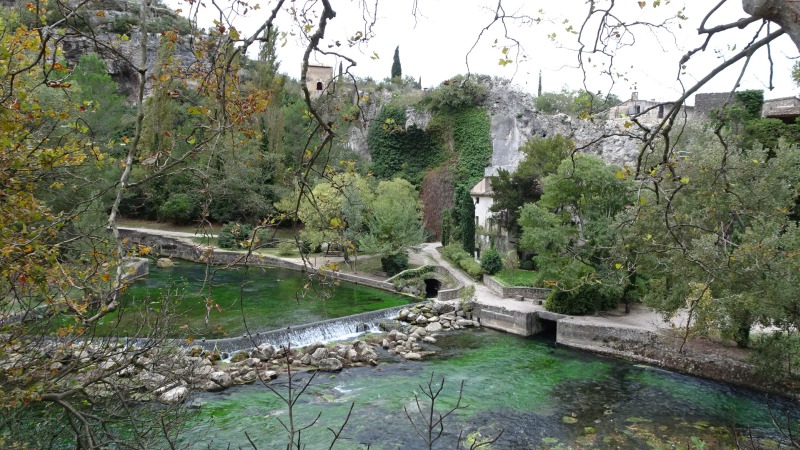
[118,226,797,399]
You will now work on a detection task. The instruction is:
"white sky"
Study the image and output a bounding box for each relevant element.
[172,0,799,104]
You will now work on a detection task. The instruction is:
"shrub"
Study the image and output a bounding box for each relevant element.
[459,258,483,280]
[217,222,253,249]
[520,259,535,271]
[480,248,503,275]
[440,243,483,279]
[544,283,621,315]
[427,75,488,112]
[380,253,409,276]
[159,193,198,225]
[276,242,296,256]
[440,243,470,262]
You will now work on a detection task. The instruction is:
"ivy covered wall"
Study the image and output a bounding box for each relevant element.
[366,97,492,252]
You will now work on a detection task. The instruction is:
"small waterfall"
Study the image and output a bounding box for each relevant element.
[186,304,413,354]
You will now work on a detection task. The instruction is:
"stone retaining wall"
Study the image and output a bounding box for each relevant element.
[122,257,149,280]
[484,275,550,300]
[474,303,541,336]
[437,288,462,301]
[556,318,791,398]
[117,228,395,291]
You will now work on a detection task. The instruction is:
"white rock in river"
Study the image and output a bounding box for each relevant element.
[159,386,189,404]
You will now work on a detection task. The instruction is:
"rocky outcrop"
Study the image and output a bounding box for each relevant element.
[484,79,644,170]
[383,299,479,360]
[344,77,649,172]
[1,0,195,100]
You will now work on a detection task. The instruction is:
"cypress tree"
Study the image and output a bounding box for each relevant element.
[391,46,402,80]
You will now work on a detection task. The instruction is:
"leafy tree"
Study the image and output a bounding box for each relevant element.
[517,134,576,179]
[285,173,374,255]
[426,75,489,112]
[535,89,621,117]
[218,222,255,249]
[359,178,426,274]
[71,53,133,143]
[519,154,634,312]
[454,187,476,256]
[391,45,402,81]
[615,130,800,356]
[490,135,573,234]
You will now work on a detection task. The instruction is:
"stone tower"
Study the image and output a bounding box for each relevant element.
[305,65,333,98]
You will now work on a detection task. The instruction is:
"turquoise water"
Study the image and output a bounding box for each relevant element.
[180,329,800,449]
[95,262,414,338]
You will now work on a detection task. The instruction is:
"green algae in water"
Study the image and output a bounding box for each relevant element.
[180,329,800,449]
[92,262,414,338]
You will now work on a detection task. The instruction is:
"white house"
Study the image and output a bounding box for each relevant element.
[469,177,497,260]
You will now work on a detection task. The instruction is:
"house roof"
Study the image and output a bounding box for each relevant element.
[469,177,493,197]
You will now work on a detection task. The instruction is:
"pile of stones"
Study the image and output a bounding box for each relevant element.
[12,300,479,406]
[384,299,480,360]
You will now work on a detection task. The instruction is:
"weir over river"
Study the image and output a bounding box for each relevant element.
[113,228,800,448]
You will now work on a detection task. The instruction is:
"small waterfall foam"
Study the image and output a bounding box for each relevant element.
[183,304,413,353]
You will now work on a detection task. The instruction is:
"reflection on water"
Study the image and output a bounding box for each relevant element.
[96,262,413,338]
[181,329,800,449]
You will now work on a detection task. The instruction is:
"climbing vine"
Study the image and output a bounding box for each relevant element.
[367,103,444,184]
[453,108,493,189]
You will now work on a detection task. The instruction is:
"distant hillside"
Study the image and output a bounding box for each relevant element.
[1,0,194,99]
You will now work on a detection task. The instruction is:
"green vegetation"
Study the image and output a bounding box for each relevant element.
[365,75,492,256]
[217,222,254,249]
[425,75,489,112]
[391,45,402,81]
[493,268,540,287]
[439,243,483,280]
[367,103,444,184]
[535,89,621,117]
[490,135,574,234]
[479,247,503,275]
[518,154,634,313]
[359,178,427,274]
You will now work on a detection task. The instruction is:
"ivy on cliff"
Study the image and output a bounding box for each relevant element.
[367,103,444,184]
[453,108,492,189]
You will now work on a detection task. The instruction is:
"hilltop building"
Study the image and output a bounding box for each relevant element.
[305,65,333,98]
[762,96,800,123]
[610,92,693,120]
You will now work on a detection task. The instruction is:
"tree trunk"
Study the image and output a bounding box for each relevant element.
[743,0,800,51]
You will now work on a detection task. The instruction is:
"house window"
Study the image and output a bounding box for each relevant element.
[475,197,479,204]
[634,105,641,114]
[658,104,664,118]
[316,81,323,91]
[475,216,479,226]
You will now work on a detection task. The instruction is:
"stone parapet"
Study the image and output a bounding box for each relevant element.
[116,228,396,292]
[473,303,541,336]
[484,275,550,300]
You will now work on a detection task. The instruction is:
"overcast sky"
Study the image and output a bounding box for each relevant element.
[173,0,799,104]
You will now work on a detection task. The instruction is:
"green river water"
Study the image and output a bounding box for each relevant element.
[94,262,414,338]
[181,329,800,449]
[63,262,800,448]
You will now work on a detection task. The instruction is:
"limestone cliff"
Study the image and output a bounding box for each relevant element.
[345,77,650,173]
[483,78,645,173]
[2,0,194,99]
